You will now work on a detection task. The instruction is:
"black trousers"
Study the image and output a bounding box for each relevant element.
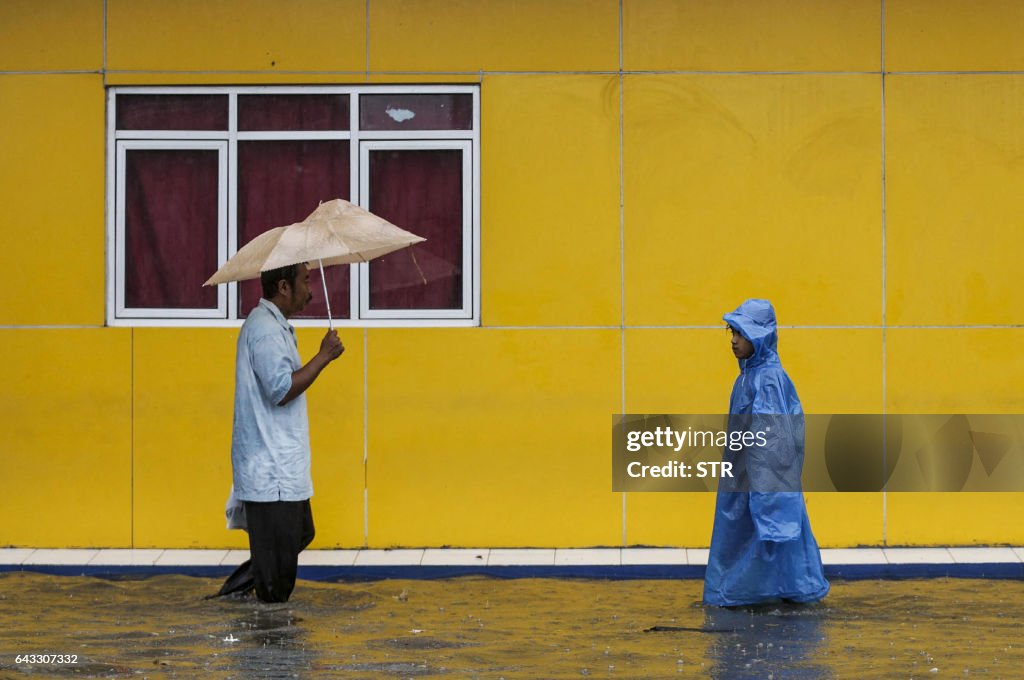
[215,499,315,603]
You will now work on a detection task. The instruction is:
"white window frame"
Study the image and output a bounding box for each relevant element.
[105,85,481,328]
[113,140,229,319]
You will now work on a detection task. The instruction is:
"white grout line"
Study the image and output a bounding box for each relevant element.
[130,328,135,545]
[880,0,889,547]
[102,0,107,76]
[4,324,1024,331]
[0,70,101,76]
[618,0,624,74]
[363,327,369,546]
[364,0,370,79]
[219,549,248,566]
[15,67,1024,77]
[886,70,1024,76]
[618,0,628,549]
[686,548,710,566]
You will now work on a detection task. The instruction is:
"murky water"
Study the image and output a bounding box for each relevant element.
[0,573,1021,678]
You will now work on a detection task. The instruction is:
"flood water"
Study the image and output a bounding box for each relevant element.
[0,573,1022,678]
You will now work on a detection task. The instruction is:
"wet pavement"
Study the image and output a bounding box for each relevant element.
[0,573,1022,678]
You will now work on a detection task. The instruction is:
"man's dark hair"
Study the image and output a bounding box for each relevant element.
[260,264,300,299]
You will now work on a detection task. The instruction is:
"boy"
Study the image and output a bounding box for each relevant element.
[703,299,829,607]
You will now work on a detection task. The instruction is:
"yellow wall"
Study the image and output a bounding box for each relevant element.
[1,1,1022,548]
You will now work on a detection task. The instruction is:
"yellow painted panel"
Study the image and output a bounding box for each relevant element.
[805,493,884,547]
[0,329,131,547]
[133,329,239,548]
[623,74,882,327]
[790,330,884,547]
[624,494,715,547]
[625,328,883,413]
[369,0,619,72]
[887,0,1024,71]
[624,329,884,546]
[302,327,366,548]
[367,329,621,548]
[887,329,1024,414]
[483,76,620,326]
[622,329,727,546]
[623,0,880,72]
[887,493,1024,545]
[625,329,733,415]
[628,496,879,549]
[0,0,103,71]
[886,76,1024,325]
[107,0,365,72]
[773,328,885,546]
[783,329,884,414]
[0,75,104,325]
[133,327,364,548]
[886,328,1024,545]
[624,482,879,547]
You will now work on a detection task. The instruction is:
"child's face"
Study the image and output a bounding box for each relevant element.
[728,326,754,359]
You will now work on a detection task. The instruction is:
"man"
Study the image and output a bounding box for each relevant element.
[214,262,344,602]
[703,298,829,607]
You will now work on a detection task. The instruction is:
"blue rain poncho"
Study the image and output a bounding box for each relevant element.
[703,299,830,607]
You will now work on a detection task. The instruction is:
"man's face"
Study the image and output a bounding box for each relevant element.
[729,326,754,360]
[280,263,314,317]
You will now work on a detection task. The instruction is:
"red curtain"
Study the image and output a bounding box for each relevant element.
[238,94,349,131]
[124,149,220,309]
[237,140,351,318]
[117,95,228,130]
[368,149,463,310]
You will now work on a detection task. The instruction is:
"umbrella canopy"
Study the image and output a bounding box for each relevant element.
[203,199,426,286]
[204,198,425,328]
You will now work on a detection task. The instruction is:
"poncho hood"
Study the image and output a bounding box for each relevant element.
[724,298,779,370]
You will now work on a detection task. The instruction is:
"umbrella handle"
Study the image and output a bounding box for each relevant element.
[318,258,333,331]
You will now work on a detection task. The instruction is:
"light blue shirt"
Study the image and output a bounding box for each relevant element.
[231,298,313,502]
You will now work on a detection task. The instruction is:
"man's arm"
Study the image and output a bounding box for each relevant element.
[278,330,344,406]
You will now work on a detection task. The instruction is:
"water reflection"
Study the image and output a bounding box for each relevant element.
[1,573,1023,678]
[705,603,830,679]
[221,601,315,678]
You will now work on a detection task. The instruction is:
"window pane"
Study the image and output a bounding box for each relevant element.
[237,140,351,319]
[238,94,350,131]
[360,94,473,131]
[368,149,463,310]
[124,150,219,309]
[116,94,228,130]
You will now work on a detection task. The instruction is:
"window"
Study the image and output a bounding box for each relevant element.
[106,86,480,327]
